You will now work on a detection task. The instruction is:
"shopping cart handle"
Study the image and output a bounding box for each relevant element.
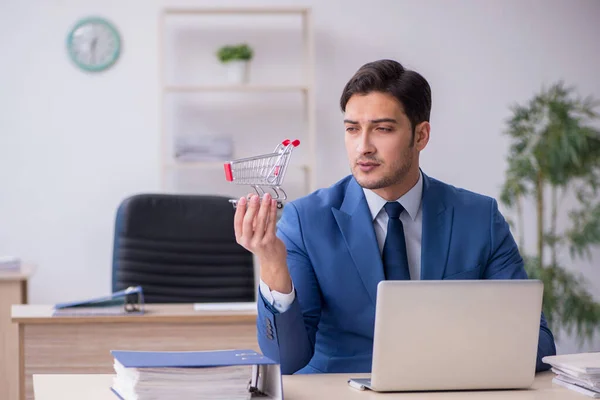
[282,139,301,147]
[224,163,233,182]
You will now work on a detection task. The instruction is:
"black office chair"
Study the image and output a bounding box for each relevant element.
[111,194,255,303]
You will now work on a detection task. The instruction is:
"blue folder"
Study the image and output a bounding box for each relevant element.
[53,286,144,316]
[111,349,276,368]
[110,349,283,399]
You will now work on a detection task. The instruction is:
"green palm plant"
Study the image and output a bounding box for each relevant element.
[500,82,600,344]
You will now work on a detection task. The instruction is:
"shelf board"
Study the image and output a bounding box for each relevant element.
[164,7,310,15]
[165,161,311,171]
[165,161,227,169]
[164,85,310,93]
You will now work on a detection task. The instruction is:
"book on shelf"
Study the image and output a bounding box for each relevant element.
[543,352,600,398]
[173,134,233,162]
[110,349,283,400]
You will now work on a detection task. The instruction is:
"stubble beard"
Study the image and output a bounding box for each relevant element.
[353,148,414,190]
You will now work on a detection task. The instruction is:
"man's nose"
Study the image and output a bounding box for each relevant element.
[356,132,375,154]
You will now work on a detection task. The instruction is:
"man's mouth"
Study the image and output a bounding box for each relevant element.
[357,161,380,172]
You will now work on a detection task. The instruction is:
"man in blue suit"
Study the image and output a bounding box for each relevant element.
[234,59,556,375]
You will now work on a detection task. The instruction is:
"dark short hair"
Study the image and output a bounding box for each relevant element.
[340,59,432,132]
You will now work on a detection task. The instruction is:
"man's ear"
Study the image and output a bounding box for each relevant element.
[414,121,430,151]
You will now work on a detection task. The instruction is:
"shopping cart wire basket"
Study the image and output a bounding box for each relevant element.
[224,139,300,209]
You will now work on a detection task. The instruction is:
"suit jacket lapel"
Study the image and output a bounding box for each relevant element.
[420,173,454,280]
[332,178,384,306]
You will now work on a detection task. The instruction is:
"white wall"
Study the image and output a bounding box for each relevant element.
[1,0,599,353]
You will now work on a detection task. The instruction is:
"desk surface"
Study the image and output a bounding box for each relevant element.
[14,303,259,400]
[0,264,35,281]
[12,303,257,324]
[33,372,581,400]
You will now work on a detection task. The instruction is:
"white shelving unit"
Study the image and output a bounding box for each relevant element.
[164,84,311,93]
[158,7,316,201]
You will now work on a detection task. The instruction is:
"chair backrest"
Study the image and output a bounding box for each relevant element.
[111,194,255,303]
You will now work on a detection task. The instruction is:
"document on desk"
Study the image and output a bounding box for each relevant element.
[543,352,600,375]
[193,302,257,312]
[543,353,600,398]
[552,377,600,398]
[53,286,144,316]
[110,349,282,400]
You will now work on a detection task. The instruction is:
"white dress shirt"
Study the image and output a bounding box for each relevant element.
[260,172,424,312]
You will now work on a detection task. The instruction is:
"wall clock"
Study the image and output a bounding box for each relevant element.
[66,17,121,72]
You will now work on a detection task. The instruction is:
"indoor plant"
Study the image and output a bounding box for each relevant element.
[216,43,253,84]
[500,81,600,344]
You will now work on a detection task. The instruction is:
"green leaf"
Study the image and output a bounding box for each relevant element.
[524,255,600,343]
[567,201,600,260]
[216,43,253,63]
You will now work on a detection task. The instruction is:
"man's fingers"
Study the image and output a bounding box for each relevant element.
[253,194,271,241]
[265,199,278,240]
[242,194,260,241]
[234,196,247,241]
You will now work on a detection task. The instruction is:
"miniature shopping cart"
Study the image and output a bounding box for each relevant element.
[224,139,300,209]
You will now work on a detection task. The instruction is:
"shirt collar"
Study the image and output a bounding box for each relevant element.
[362,171,423,221]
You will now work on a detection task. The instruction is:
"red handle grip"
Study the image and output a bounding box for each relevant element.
[224,163,233,182]
[282,139,300,147]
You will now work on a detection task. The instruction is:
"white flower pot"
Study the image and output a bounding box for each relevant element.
[224,60,250,84]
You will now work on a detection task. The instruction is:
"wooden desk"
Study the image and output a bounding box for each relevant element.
[12,304,259,400]
[32,372,582,400]
[1,265,34,400]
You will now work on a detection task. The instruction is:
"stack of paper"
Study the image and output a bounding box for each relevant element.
[542,353,600,398]
[0,256,20,271]
[193,302,257,312]
[110,349,279,400]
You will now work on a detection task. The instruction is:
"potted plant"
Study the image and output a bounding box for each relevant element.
[501,81,600,346]
[216,43,253,84]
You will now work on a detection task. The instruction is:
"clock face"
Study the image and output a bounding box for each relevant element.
[67,17,121,72]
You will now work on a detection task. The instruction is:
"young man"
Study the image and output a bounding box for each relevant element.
[233,59,556,375]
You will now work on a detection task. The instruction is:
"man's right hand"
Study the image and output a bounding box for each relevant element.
[234,193,292,294]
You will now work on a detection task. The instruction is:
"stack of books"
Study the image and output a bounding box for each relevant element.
[0,256,20,271]
[173,134,233,162]
[110,349,282,400]
[543,352,600,398]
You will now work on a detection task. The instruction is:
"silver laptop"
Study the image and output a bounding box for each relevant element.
[349,279,543,392]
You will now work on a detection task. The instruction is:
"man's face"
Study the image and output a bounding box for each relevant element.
[344,92,419,191]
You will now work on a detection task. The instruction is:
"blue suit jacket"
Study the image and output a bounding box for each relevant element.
[257,173,556,374]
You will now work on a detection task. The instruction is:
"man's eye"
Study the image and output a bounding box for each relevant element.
[377,127,393,132]
[346,127,357,132]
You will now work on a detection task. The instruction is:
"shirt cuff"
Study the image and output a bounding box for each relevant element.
[259,279,295,313]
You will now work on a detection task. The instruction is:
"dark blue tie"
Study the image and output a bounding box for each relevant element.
[382,202,411,280]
